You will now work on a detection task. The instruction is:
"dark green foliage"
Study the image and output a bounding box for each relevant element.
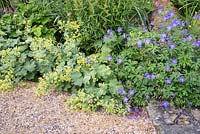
[171,0,200,19]
[66,0,154,53]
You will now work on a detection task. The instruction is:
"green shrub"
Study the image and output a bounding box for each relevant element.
[0,0,69,90]
[102,19,200,107]
[36,39,127,114]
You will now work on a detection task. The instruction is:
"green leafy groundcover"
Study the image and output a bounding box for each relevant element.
[0,1,200,115]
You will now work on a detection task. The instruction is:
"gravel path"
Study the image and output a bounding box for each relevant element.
[0,83,156,134]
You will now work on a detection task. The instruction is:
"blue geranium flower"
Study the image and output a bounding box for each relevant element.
[187,35,193,41]
[127,36,131,41]
[171,19,181,27]
[123,97,129,103]
[117,57,123,64]
[163,15,170,21]
[136,40,142,48]
[166,77,171,84]
[103,35,108,41]
[107,29,113,35]
[182,38,187,42]
[179,76,185,83]
[146,94,150,100]
[145,38,151,45]
[171,58,178,64]
[168,10,175,17]
[86,57,92,63]
[170,43,176,49]
[160,38,165,43]
[151,74,156,79]
[106,56,112,61]
[117,26,122,33]
[167,25,172,31]
[195,14,200,20]
[145,72,151,79]
[118,89,126,95]
[162,101,170,108]
[162,32,167,38]
[184,29,189,35]
[129,89,135,95]
[166,64,170,72]
[193,40,200,47]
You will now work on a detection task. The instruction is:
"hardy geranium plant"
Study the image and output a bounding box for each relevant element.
[101,13,199,109]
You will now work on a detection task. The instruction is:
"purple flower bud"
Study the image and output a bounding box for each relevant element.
[107,29,113,35]
[106,56,112,61]
[146,94,150,100]
[184,29,189,35]
[160,38,165,43]
[166,77,171,84]
[86,57,92,63]
[170,43,176,49]
[158,8,163,14]
[195,14,200,20]
[129,89,135,95]
[171,58,178,64]
[118,89,126,95]
[145,38,151,45]
[167,25,172,31]
[117,26,122,32]
[117,57,123,64]
[171,19,181,27]
[193,40,200,47]
[187,35,193,41]
[127,36,131,41]
[150,21,154,26]
[166,64,170,72]
[145,72,151,79]
[163,15,170,21]
[168,10,175,17]
[98,107,104,112]
[123,97,129,103]
[151,74,156,79]
[143,27,148,32]
[182,38,187,42]
[162,32,167,38]
[136,40,142,48]
[162,101,170,108]
[179,76,185,83]
[103,35,109,41]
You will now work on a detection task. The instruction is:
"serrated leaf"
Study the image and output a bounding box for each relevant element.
[24,61,36,72]
[71,72,83,86]
[32,26,42,37]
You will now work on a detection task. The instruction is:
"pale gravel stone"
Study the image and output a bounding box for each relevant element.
[0,82,156,134]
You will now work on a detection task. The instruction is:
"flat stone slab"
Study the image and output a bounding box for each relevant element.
[146,103,200,134]
[159,125,200,134]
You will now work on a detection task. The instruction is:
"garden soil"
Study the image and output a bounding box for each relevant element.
[0,82,156,134]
